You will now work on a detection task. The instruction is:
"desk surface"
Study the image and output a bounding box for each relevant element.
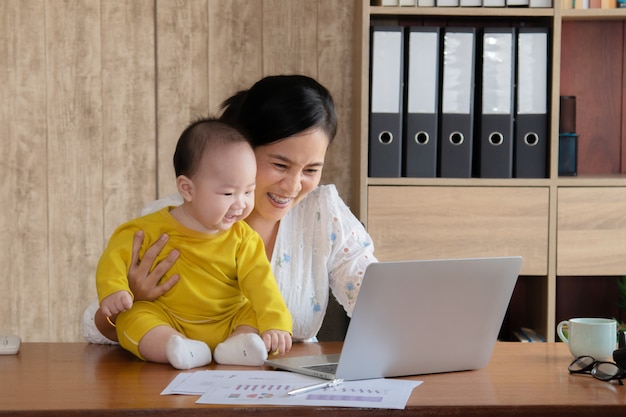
[0,341,624,416]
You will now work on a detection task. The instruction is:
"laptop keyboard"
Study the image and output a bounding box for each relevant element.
[302,363,338,374]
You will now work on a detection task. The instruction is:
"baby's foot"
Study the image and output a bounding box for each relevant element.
[214,333,268,366]
[165,335,212,370]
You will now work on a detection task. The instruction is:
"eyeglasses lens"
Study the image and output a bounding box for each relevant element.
[591,362,620,381]
[568,356,595,373]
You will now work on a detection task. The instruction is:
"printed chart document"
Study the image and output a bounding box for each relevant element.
[162,370,422,409]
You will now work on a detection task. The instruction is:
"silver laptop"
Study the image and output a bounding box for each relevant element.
[265,256,522,381]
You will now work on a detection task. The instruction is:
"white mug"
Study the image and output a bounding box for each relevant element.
[557,318,617,360]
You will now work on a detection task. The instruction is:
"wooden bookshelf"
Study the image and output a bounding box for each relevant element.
[352,0,626,341]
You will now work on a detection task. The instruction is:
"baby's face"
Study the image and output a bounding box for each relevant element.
[185,141,256,234]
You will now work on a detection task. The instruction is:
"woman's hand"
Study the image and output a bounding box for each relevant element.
[128,231,180,301]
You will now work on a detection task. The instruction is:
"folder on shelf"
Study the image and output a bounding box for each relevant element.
[478,28,516,178]
[439,28,476,178]
[437,0,460,6]
[373,0,400,5]
[514,28,549,178]
[529,0,552,6]
[482,0,506,6]
[369,26,404,178]
[417,0,436,5]
[403,27,441,178]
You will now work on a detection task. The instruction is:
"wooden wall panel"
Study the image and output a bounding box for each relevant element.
[101,0,157,239]
[262,0,318,77]
[207,0,263,114]
[0,0,354,341]
[156,0,210,198]
[46,0,104,341]
[317,0,354,204]
[0,0,48,341]
[0,0,14,337]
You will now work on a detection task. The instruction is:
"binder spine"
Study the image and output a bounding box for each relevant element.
[479,28,516,179]
[369,26,404,178]
[403,27,441,178]
[439,28,476,178]
[514,27,550,178]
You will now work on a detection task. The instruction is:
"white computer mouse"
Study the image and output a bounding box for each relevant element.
[0,334,20,355]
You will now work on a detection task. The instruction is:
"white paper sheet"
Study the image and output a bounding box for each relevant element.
[161,370,422,409]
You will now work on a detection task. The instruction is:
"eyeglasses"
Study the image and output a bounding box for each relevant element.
[568,356,625,385]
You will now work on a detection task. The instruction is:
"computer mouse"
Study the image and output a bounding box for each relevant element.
[0,334,21,355]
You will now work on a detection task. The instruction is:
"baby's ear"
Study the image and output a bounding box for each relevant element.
[176,175,194,202]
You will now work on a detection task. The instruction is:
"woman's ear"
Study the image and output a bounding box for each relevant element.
[176,175,194,202]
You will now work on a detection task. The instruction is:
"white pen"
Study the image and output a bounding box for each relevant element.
[287,378,344,396]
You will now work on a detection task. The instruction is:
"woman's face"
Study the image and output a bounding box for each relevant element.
[252,127,330,223]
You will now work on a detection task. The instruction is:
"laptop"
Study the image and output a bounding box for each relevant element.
[265,256,523,381]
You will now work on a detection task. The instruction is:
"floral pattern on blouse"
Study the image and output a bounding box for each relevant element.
[271,185,377,341]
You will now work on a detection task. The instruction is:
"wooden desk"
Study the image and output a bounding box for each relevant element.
[0,342,624,416]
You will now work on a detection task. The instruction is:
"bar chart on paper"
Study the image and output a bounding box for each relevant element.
[304,386,385,403]
[200,376,421,408]
[161,369,421,408]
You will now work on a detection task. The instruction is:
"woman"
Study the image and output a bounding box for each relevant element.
[84,74,377,344]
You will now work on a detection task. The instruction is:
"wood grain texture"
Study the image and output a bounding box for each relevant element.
[46,0,104,342]
[156,0,210,198]
[207,0,263,115]
[367,186,550,276]
[101,0,157,239]
[262,0,318,76]
[0,0,355,341]
[0,0,48,341]
[318,0,355,204]
[557,187,626,275]
[3,342,626,415]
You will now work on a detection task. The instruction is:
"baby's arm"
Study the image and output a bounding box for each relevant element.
[100,290,133,317]
[261,330,292,355]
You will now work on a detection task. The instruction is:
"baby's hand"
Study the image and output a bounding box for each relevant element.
[100,291,133,317]
[261,330,292,355]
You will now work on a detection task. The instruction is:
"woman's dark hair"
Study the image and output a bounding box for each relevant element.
[219,75,337,148]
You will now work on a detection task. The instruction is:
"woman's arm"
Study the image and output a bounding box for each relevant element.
[323,186,377,317]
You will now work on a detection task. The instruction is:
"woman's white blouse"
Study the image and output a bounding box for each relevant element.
[140,184,377,341]
[271,185,377,341]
